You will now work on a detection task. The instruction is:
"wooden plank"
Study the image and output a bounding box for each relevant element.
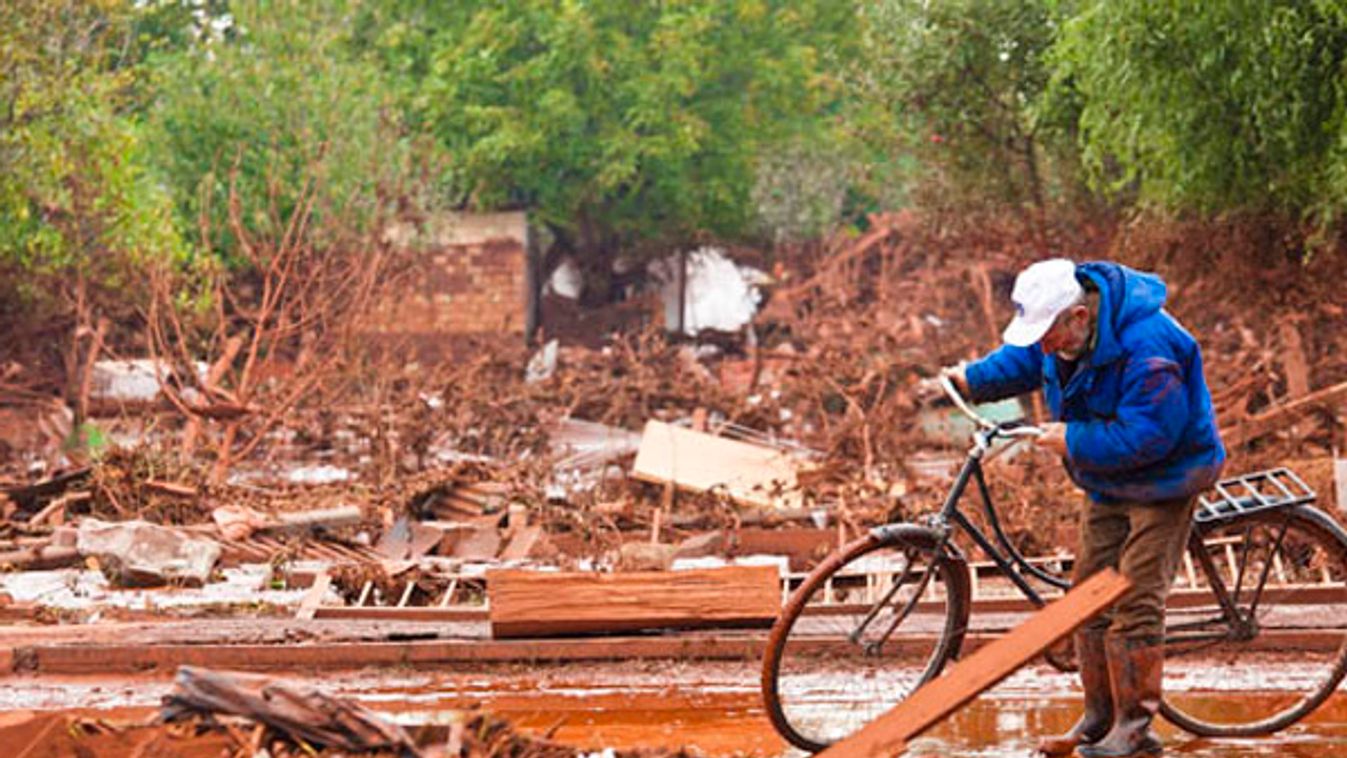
[1279,319,1311,399]
[499,525,547,561]
[631,420,806,509]
[487,565,780,638]
[21,627,1347,676]
[295,571,331,621]
[21,635,768,674]
[312,606,488,622]
[0,544,80,571]
[817,569,1131,758]
[732,528,834,572]
[1334,457,1347,511]
[1225,379,1347,447]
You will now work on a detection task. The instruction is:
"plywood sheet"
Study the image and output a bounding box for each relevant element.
[631,420,805,509]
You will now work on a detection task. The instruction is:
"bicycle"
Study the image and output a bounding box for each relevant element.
[761,376,1347,752]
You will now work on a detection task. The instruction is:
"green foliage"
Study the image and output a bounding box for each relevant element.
[146,0,424,260]
[859,0,1081,210]
[1051,1,1347,217]
[404,1,859,258]
[0,0,184,294]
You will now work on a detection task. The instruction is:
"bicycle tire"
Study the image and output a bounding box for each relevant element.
[761,525,971,752]
[1160,505,1347,736]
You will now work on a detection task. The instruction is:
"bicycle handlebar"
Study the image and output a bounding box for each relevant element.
[937,373,1044,440]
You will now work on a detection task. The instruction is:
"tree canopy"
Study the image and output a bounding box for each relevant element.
[6,0,1347,336]
[1052,0,1347,219]
[402,1,859,274]
[0,0,183,298]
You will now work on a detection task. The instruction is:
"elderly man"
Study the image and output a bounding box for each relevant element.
[944,258,1225,758]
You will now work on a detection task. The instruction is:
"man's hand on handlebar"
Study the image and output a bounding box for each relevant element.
[917,363,969,402]
[940,363,970,396]
[1035,421,1067,455]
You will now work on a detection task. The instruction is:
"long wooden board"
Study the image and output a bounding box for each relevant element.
[817,568,1131,758]
[487,565,780,638]
[631,420,806,509]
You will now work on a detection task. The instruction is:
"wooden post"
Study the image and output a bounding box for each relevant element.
[295,571,331,621]
[817,568,1131,758]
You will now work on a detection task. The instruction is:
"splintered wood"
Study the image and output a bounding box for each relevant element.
[486,565,780,638]
[818,568,1131,758]
[631,419,806,509]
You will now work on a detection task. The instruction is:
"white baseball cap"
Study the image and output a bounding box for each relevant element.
[1002,258,1083,347]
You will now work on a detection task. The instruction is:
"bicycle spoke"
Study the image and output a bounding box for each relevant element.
[1162,508,1347,737]
[764,532,966,751]
[869,556,937,653]
[849,552,917,645]
[1246,515,1292,619]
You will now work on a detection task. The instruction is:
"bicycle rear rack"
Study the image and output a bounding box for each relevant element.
[1194,467,1316,525]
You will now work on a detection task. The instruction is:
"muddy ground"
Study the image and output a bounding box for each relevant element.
[3,660,1346,756]
[2,213,1347,755]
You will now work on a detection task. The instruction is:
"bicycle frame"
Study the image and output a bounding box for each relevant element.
[904,377,1283,646]
[871,425,1063,610]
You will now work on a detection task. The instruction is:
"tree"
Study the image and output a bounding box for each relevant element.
[0,0,187,418]
[857,0,1083,212]
[402,1,858,299]
[145,0,427,262]
[1051,1,1347,220]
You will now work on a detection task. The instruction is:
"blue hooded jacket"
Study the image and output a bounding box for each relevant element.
[964,262,1225,503]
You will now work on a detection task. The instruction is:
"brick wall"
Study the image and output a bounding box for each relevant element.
[373,211,531,339]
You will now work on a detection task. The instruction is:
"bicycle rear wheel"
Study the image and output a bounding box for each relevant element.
[761,525,971,752]
[1161,506,1347,736]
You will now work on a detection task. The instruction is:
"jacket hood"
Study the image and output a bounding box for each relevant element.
[1077,261,1167,366]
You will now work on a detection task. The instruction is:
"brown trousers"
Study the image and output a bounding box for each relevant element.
[1073,494,1197,640]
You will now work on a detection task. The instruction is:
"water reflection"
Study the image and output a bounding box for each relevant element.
[906,694,1347,758]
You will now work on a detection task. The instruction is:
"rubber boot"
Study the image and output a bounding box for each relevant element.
[1077,636,1164,757]
[1036,629,1112,756]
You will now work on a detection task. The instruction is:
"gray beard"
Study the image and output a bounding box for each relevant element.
[1055,347,1084,362]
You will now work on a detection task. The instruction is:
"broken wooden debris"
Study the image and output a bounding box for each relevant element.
[26,490,88,527]
[212,504,273,541]
[816,568,1131,758]
[0,701,650,758]
[1225,378,1347,448]
[1336,457,1347,511]
[549,416,643,470]
[498,524,553,561]
[441,525,503,561]
[617,541,677,571]
[0,543,80,571]
[212,504,363,543]
[487,565,780,638]
[295,570,332,621]
[160,665,420,755]
[270,504,363,534]
[0,466,90,512]
[631,419,809,509]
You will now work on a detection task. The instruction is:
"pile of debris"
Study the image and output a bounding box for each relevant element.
[0,665,705,758]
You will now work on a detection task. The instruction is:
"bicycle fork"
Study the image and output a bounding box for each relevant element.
[848,544,943,656]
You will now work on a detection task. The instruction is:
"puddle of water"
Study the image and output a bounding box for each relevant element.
[3,663,1346,756]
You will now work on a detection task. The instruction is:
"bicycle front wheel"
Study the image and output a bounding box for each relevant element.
[761,525,971,752]
[1161,505,1347,736]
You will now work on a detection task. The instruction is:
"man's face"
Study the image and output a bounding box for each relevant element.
[1039,305,1091,359]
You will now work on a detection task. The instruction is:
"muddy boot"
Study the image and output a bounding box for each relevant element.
[1037,629,1112,756]
[1077,636,1164,758]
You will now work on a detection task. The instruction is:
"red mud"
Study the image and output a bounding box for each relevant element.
[3,663,1346,756]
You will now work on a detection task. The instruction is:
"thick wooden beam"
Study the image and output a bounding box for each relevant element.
[818,568,1131,758]
[487,565,779,638]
